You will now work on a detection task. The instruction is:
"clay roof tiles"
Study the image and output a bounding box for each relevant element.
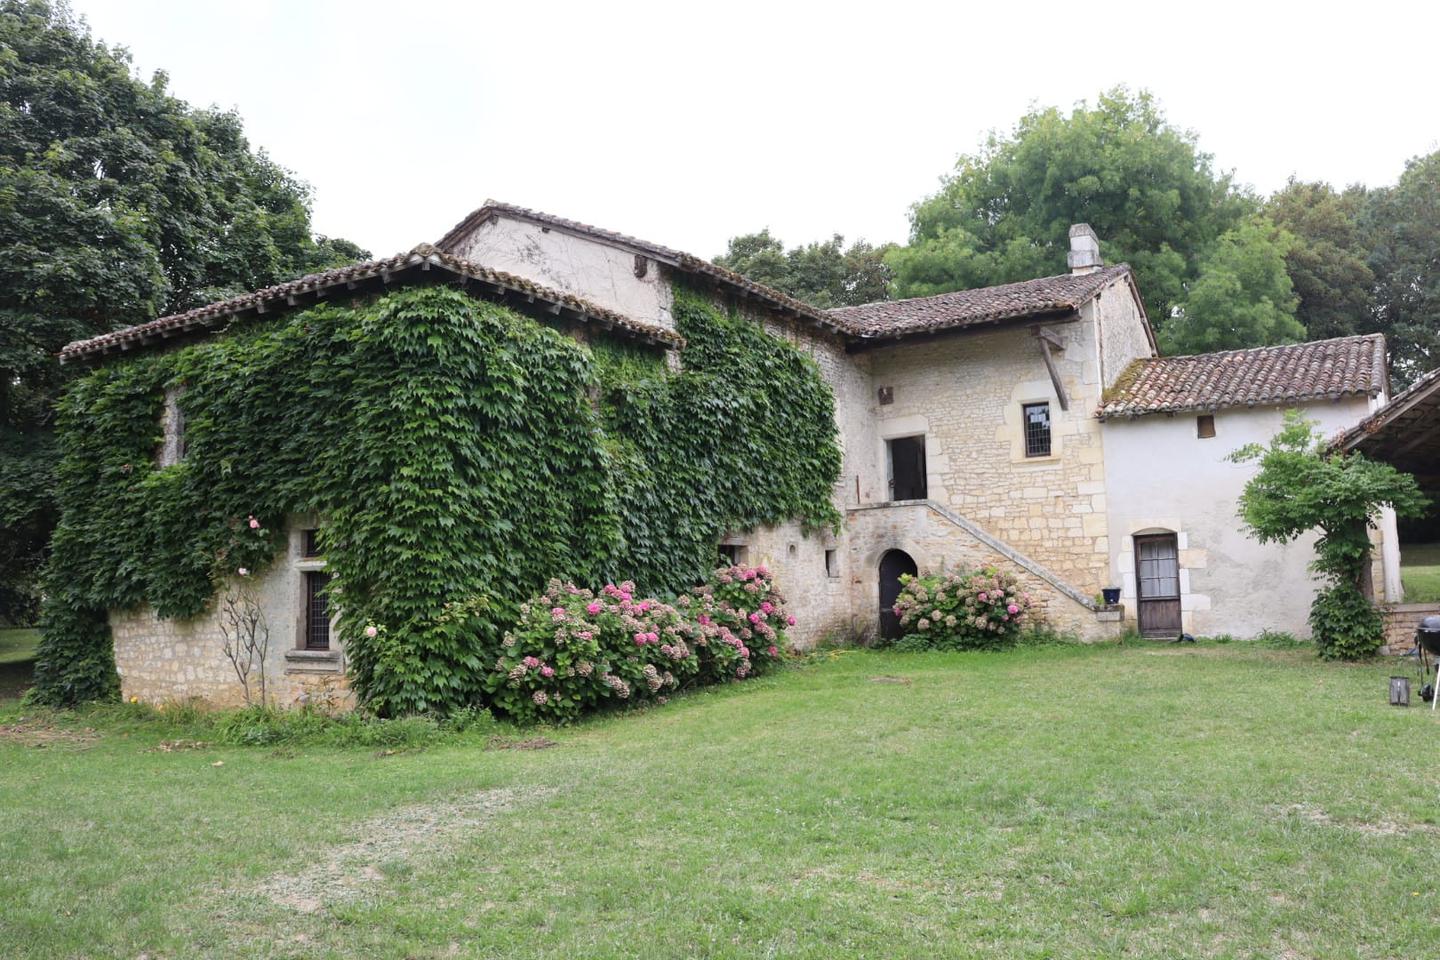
[828,264,1134,338]
[60,244,683,364]
[1098,334,1388,418]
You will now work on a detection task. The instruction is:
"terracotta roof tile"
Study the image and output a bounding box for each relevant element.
[1098,334,1387,418]
[829,264,1132,338]
[60,244,682,364]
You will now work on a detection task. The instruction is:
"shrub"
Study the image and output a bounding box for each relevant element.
[1309,582,1383,660]
[486,565,791,723]
[890,567,1035,651]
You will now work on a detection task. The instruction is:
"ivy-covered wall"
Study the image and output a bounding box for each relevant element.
[32,283,841,713]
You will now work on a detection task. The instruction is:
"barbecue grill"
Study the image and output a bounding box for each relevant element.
[1415,616,1440,710]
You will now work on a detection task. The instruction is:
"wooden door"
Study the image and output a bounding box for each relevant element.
[879,550,918,640]
[888,436,927,501]
[1135,534,1182,638]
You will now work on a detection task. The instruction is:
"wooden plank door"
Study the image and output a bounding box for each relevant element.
[1135,533,1182,638]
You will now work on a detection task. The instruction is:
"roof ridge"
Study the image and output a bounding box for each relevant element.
[60,245,683,364]
[829,263,1130,315]
[1147,332,1385,363]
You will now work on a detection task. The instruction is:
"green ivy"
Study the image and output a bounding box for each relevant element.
[31,282,841,713]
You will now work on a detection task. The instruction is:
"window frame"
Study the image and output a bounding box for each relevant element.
[1196,414,1216,439]
[1022,402,1052,458]
[303,570,333,651]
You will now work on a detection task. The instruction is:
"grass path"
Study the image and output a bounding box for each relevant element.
[1401,542,1440,602]
[3,643,1438,958]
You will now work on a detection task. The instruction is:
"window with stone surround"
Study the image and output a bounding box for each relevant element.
[718,543,748,566]
[825,549,839,578]
[1023,402,1051,458]
[303,570,333,650]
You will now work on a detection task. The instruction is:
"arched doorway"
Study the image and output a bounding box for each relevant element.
[878,549,918,640]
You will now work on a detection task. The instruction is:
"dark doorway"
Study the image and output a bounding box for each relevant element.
[1135,533,1182,638]
[887,436,927,501]
[879,549,918,640]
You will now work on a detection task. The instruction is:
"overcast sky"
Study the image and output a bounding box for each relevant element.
[72,0,1440,260]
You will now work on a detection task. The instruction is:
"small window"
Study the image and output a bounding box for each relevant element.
[302,529,324,558]
[718,544,748,567]
[1023,402,1051,458]
[158,386,187,466]
[304,571,333,650]
[1196,414,1216,439]
[825,548,839,579]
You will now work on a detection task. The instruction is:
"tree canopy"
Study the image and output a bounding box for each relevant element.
[0,0,367,621]
[713,229,893,309]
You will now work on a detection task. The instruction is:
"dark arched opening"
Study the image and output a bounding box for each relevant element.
[878,549,918,640]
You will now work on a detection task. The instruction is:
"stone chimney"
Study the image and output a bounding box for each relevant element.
[1067,223,1102,275]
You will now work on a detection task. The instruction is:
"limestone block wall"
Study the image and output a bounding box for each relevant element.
[865,319,1112,596]
[444,216,676,330]
[843,502,1114,641]
[112,525,351,708]
[1093,276,1156,388]
[1381,603,1440,654]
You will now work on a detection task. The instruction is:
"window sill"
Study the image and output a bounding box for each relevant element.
[284,649,342,675]
[1012,454,1061,466]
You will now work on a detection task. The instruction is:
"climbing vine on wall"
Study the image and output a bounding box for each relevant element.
[31,282,841,713]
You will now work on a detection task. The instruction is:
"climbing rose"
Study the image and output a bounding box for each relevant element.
[364,625,378,638]
[787,615,796,626]
[247,516,260,529]
[237,567,249,577]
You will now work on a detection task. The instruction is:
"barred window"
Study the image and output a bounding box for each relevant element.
[1023,402,1051,458]
[304,571,333,650]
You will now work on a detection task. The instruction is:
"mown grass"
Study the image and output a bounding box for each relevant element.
[2,643,1436,959]
[1401,542,1440,602]
[0,626,39,699]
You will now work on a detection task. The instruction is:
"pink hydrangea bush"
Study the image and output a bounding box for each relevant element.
[488,565,791,723]
[890,567,1034,650]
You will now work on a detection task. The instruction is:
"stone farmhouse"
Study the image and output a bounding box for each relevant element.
[59,202,1405,706]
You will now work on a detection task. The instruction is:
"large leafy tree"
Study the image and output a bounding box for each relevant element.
[1161,217,1304,354]
[1265,179,1375,342]
[714,229,894,308]
[1365,150,1440,386]
[0,0,366,622]
[888,87,1255,325]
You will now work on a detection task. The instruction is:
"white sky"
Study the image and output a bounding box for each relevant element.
[73,0,1440,260]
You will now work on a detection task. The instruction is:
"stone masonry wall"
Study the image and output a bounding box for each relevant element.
[866,313,1112,597]
[112,525,351,709]
[845,502,1116,642]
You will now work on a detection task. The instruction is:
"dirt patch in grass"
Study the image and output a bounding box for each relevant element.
[0,716,98,748]
[487,735,558,751]
[1276,802,1438,837]
[869,675,913,685]
[254,787,550,914]
[148,739,211,753]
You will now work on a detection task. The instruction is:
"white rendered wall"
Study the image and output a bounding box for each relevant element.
[1101,397,1385,638]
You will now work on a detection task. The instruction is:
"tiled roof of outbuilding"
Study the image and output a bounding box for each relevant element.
[60,244,683,364]
[828,264,1133,339]
[1098,334,1388,418]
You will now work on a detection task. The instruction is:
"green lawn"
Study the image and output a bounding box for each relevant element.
[1401,542,1440,602]
[3,643,1436,959]
[0,627,39,700]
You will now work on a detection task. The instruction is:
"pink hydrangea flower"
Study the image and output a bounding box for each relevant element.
[760,601,774,614]
[767,645,778,657]
[978,591,989,601]
[634,632,648,645]
[586,601,603,615]
[748,613,761,623]
[1007,604,1020,615]
[540,665,555,678]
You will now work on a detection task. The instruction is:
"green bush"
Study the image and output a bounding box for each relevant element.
[1309,583,1383,660]
[889,567,1036,651]
[486,565,790,723]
